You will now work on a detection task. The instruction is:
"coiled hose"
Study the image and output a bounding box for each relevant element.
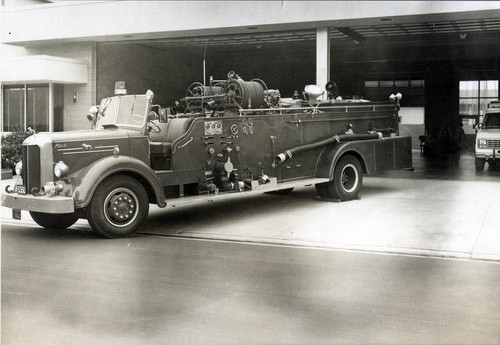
[275,132,383,164]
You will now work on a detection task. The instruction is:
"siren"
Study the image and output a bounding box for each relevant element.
[114,81,127,95]
[325,81,339,100]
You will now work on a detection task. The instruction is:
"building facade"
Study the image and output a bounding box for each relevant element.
[2,1,500,148]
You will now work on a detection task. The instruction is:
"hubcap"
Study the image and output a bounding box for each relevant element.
[104,187,139,227]
[341,164,359,193]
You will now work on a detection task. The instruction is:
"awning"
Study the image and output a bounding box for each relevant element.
[0,55,87,84]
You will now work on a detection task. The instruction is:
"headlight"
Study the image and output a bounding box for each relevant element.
[478,139,487,149]
[54,161,69,178]
[15,161,22,175]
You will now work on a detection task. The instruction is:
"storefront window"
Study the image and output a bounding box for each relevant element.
[2,84,50,132]
[3,85,24,132]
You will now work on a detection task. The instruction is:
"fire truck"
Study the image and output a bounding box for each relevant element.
[2,72,412,238]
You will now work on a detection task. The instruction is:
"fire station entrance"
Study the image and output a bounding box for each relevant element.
[96,15,500,159]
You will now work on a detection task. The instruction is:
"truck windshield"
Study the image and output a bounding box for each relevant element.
[97,95,149,129]
[484,113,500,129]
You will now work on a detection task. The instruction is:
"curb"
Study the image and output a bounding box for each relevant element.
[4,216,498,263]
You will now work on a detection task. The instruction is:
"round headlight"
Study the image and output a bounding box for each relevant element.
[54,161,69,178]
[15,161,22,175]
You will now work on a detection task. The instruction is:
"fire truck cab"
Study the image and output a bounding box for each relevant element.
[2,73,412,238]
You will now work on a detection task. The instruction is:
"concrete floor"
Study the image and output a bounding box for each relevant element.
[139,150,500,261]
[2,150,500,261]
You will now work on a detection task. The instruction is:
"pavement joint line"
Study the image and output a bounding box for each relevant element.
[470,199,492,255]
[138,232,500,264]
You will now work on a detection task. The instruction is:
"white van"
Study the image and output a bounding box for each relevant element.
[475,101,500,171]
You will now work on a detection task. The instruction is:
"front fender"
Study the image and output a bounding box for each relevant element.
[70,155,166,209]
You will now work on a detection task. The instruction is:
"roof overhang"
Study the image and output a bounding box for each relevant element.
[3,1,500,47]
[0,55,87,84]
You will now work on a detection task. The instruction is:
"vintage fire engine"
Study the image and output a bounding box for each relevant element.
[2,72,412,238]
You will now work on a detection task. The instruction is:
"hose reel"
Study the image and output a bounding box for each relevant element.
[222,78,266,109]
[183,71,271,112]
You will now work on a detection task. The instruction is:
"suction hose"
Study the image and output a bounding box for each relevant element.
[275,132,383,164]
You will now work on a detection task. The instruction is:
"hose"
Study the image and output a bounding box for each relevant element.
[224,79,265,109]
[275,132,382,164]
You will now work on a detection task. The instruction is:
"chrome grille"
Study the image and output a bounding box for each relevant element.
[486,140,500,149]
[22,145,41,193]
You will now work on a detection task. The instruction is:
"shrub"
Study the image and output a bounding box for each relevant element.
[1,127,33,171]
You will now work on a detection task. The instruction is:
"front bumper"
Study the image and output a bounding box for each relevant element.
[1,192,75,214]
[475,148,500,160]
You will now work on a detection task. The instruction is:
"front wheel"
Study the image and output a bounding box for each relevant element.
[475,158,485,172]
[316,154,363,201]
[86,175,149,238]
[30,211,79,230]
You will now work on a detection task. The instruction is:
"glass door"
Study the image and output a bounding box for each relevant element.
[27,84,49,132]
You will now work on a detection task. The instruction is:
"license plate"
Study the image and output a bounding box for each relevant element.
[12,209,21,220]
[16,185,26,195]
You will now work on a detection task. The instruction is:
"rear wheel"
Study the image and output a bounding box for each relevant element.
[30,211,79,230]
[475,158,485,171]
[86,175,148,238]
[316,154,363,201]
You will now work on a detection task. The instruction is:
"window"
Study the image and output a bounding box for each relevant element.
[2,84,51,132]
[27,84,49,132]
[363,78,425,106]
[3,85,24,132]
[459,80,499,118]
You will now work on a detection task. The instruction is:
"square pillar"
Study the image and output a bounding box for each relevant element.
[316,27,330,95]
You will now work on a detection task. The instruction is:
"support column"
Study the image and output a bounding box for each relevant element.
[316,27,330,96]
[49,83,54,132]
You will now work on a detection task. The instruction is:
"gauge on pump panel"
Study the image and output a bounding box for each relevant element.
[230,124,239,135]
